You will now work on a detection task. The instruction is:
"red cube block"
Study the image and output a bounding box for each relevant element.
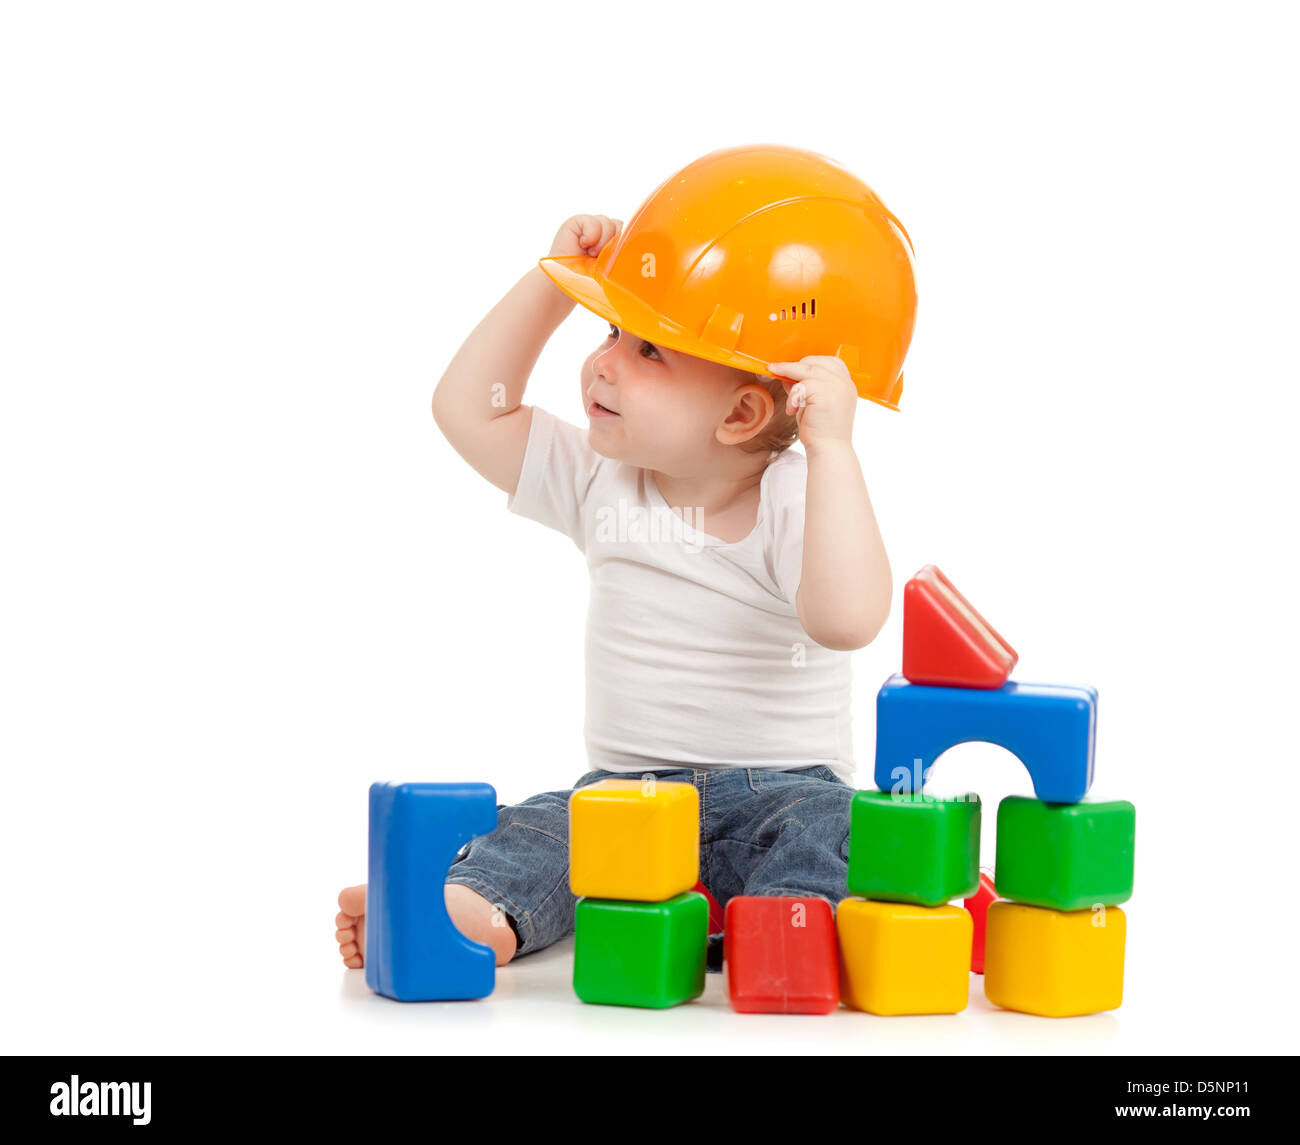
[964,869,999,974]
[723,896,840,1014]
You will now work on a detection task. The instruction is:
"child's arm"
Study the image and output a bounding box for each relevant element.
[432,214,621,494]
[769,355,893,651]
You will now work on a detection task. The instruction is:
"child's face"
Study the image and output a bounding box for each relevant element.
[580,322,772,473]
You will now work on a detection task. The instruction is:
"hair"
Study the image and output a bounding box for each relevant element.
[738,371,799,456]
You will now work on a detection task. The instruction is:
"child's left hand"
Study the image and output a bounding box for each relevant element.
[767,355,857,454]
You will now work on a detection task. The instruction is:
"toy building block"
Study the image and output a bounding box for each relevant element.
[995,796,1135,911]
[964,869,998,974]
[691,880,726,935]
[723,896,839,1014]
[569,778,699,901]
[984,901,1126,1017]
[847,790,981,906]
[365,781,497,1002]
[836,898,972,1015]
[573,893,708,1008]
[903,565,1018,689]
[874,674,1097,804]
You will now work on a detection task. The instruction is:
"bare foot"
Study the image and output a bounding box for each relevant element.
[335,883,518,969]
[446,883,519,965]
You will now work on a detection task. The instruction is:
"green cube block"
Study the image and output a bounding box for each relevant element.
[995,795,1135,910]
[847,790,981,906]
[573,892,708,1008]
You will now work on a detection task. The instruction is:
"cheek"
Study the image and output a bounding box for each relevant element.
[644,391,717,442]
[624,381,675,426]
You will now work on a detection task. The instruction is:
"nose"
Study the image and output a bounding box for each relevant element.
[592,340,622,385]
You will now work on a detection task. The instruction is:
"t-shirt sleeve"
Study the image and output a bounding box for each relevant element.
[766,452,808,606]
[506,405,601,550]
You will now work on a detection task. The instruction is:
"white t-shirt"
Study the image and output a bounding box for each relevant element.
[508,406,855,783]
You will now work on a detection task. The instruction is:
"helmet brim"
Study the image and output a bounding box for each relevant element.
[537,254,763,370]
[538,254,901,411]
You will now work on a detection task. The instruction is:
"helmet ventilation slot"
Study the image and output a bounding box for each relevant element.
[770,299,816,322]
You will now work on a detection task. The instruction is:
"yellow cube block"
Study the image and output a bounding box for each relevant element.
[569,778,699,901]
[836,897,972,1015]
[984,901,1126,1017]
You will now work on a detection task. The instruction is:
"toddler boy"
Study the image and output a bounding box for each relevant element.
[336,152,914,969]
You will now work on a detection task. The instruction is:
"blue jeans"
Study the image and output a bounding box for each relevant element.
[446,765,854,956]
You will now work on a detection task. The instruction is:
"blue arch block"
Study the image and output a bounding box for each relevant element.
[365,781,498,1002]
[874,675,1096,804]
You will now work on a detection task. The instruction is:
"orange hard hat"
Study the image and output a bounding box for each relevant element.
[538,144,917,410]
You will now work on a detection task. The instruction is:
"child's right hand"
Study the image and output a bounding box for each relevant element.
[550,214,622,259]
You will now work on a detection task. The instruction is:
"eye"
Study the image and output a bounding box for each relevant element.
[606,323,660,359]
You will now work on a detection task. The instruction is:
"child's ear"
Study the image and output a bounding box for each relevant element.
[715,384,775,446]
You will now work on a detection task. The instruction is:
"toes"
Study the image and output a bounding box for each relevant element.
[335,888,367,970]
[338,885,367,916]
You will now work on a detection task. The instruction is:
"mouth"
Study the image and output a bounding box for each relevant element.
[587,399,620,419]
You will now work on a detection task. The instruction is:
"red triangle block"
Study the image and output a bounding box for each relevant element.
[964,869,998,975]
[903,564,1018,689]
[691,880,725,935]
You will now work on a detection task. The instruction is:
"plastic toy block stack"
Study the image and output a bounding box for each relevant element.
[568,778,708,1008]
[839,788,980,1015]
[988,795,1134,1016]
[867,565,1136,1018]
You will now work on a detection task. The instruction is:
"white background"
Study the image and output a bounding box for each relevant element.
[2,1,1297,1055]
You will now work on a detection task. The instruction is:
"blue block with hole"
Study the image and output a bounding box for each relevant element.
[365,781,498,1002]
[873,674,1096,804]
